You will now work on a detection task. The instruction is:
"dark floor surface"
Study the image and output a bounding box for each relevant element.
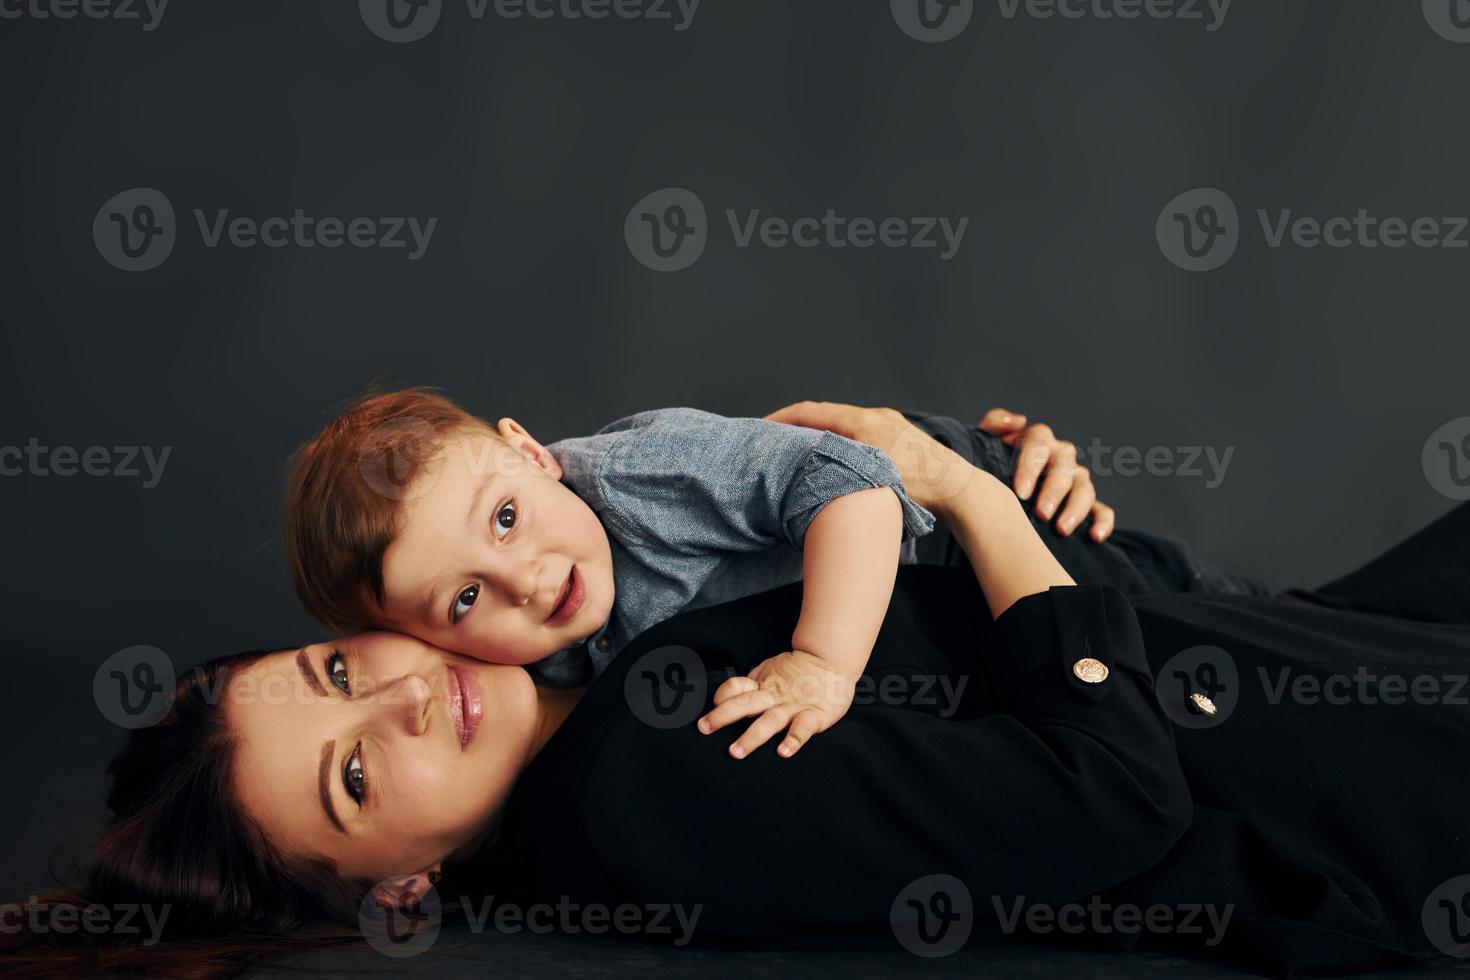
[252,927,1470,979]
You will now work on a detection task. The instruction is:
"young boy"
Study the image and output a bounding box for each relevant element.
[284,389,934,758]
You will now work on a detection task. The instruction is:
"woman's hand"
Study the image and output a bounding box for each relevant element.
[976,407,1115,541]
[764,402,982,519]
[764,401,1115,541]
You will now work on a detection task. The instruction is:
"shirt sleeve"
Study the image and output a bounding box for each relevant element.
[551,407,935,555]
[584,584,1194,946]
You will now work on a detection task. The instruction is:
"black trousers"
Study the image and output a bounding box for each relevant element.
[1290,500,1470,624]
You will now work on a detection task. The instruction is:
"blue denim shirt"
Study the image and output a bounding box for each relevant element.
[529,408,935,687]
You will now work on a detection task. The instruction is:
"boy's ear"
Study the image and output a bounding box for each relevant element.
[368,868,440,910]
[495,417,563,480]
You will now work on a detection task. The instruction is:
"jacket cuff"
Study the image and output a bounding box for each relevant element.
[988,585,1142,706]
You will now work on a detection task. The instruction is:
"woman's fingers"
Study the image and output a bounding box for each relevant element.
[1054,471,1096,536]
[977,408,1027,435]
[728,703,801,759]
[763,400,859,439]
[1033,441,1079,521]
[777,708,826,758]
[984,414,1116,538]
[698,684,773,734]
[1012,424,1056,500]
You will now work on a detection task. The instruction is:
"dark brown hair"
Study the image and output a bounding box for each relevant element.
[0,652,374,978]
[283,387,492,633]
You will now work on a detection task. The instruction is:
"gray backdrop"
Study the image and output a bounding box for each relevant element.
[2,0,1467,898]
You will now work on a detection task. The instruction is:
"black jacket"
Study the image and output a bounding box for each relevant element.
[493,500,1470,976]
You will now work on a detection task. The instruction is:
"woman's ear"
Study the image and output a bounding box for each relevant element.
[496,417,564,480]
[368,869,440,910]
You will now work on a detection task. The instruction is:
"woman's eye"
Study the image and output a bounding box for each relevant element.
[452,584,480,621]
[327,651,351,696]
[343,743,366,807]
[493,501,517,540]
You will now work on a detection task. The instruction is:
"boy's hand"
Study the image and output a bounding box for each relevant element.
[696,650,856,759]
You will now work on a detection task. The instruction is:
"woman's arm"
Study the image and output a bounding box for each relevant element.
[770,399,1079,615]
[768,401,1116,541]
[934,470,1075,619]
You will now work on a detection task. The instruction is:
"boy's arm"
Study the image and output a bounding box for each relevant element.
[697,485,904,760]
[792,487,903,681]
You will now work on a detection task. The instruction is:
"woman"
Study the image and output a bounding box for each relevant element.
[5,405,1465,977]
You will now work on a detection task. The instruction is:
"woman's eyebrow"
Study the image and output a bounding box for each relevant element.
[296,648,329,697]
[319,740,346,834]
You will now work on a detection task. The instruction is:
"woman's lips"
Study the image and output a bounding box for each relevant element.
[448,665,483,750]
[545,564,585,626]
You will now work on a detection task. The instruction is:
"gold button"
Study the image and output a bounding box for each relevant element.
[1072,658,1108,684]
[1188,692,1217,716]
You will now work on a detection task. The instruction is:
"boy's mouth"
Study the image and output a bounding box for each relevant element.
[545,564,585,626]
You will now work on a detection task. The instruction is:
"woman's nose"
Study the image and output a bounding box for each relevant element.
[371,673,432,735]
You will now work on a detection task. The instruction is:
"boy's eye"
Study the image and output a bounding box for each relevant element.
[452,585,480,621]
[493,501,517,540]
[343,742,366,807]
[326,651,351,696]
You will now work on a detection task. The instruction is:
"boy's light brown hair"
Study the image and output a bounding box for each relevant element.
[284,387,492,633]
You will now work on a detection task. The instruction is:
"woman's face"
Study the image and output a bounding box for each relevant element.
[227,632,541,884]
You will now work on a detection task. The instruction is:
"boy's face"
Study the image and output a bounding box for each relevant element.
[379,420,615,665]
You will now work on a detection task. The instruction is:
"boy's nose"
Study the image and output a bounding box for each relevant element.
[488,561,540,606]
